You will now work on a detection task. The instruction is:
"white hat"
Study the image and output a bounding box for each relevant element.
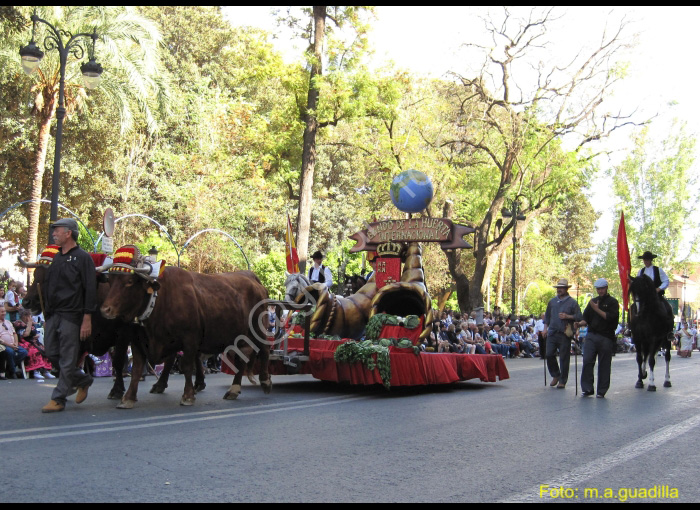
[594,278,608,288]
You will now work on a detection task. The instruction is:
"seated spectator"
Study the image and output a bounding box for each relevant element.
[524,326,539,357]
[437,322,451,353]
[460,321,477,354]
[489,325,510,358]
[447,324,464,353]
[510,326,536,358]
[15,310,54,380]
[0,307,28,378]
[473,333,487,354]
[501,327,519,358]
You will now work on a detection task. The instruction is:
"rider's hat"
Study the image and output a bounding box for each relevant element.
[638,251,658,260]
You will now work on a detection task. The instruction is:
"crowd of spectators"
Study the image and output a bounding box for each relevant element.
[0,280,54,381]
[420,309,543,358]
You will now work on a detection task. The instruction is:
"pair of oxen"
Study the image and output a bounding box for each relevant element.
[19,246,271,408]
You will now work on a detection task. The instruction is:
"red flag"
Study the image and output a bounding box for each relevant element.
[285,213,300,273]
[617,211,632,311]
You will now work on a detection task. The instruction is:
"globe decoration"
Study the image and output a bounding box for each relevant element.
[389,169,434,213]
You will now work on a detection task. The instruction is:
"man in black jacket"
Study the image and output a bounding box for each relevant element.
[577,278,620,398]
[41,218,96,413]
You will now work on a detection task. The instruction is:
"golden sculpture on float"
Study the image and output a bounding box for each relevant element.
[295,241,434,341]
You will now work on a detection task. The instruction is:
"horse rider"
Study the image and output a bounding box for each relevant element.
[636,250,674,334]
[308,251,333,290]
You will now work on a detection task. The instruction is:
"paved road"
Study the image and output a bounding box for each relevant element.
[2,351,699,502]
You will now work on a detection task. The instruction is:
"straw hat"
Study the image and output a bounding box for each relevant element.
[552,278,571,289]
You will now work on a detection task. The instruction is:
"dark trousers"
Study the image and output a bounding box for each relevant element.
[45,315,93,405]
[546,332,571,384]
[581,332,613,396]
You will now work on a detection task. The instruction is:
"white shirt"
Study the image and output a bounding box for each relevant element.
[309,264,333,289]
[637,265,669,291]
[0,319,17,347]
[534,319,545,333]
[6,290,17,307]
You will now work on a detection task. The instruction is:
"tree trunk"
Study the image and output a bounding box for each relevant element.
[443,200,472,313]
[296,5,326,274]
[27,108,55,265]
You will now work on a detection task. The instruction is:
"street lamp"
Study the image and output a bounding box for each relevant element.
[502,200,526,320]
[19,10,104,242]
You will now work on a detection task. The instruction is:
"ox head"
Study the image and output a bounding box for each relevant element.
[98,245,157,321]
[100,272,160,321]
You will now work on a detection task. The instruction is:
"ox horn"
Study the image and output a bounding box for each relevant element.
[95,261,114,273]
[17,255,40,269]
[133,262,153,275]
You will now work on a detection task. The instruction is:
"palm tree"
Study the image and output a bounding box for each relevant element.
[9,6,168,262]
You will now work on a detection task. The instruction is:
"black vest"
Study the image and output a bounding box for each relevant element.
[309,265,326,284]
[639,265,663,295]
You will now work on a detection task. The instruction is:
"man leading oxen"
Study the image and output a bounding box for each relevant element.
[19,243,151,407]
[99,245,271,406]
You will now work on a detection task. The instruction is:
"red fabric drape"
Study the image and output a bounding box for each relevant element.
[222,337,509,386]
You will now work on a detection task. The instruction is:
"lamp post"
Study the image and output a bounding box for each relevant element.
[681,269,689,321]
[502,200,526,320]
[19,10,103,242]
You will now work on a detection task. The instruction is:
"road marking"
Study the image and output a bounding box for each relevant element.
[500,412,700,502]
[0,395,371,444]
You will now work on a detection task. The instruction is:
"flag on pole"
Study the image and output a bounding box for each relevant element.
[616,211,632,311]
[285,213,300,273]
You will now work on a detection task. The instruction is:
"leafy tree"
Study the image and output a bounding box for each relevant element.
[279,6,376,272]
[2,6,167,266]
[592,120,698,296]
[437,7,646,311]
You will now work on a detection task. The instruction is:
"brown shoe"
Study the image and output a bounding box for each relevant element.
[41,400,65,413]
[549,377,559,387]
[76,385,90,404]
[557,382,566,389]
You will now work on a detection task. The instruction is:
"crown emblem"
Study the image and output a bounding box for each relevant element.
[377,242,403,257]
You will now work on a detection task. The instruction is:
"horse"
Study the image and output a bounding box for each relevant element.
[341,274,369,297]
[284,272,313,303]
[628,274,674,391]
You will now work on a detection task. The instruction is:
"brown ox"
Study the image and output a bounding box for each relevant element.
[100,265,271,406]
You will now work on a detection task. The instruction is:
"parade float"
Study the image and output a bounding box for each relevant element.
[232,170,509,388]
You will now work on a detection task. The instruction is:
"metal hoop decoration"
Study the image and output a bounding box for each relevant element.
[179,228,250,270]
[0,199,96,249]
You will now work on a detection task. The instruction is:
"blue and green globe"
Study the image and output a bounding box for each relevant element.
[389,169,434,213]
